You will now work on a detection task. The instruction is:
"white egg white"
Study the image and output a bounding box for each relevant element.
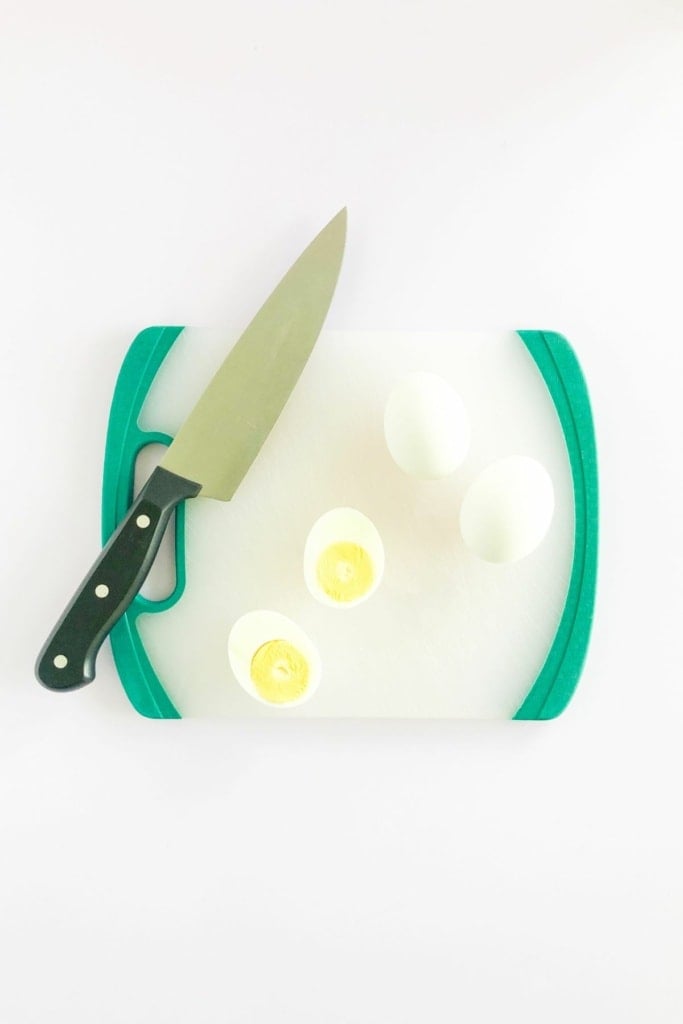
[460,456,555,563]
[384,371,471,479]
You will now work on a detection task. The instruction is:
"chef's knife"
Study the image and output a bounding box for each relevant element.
[36,208,347,691]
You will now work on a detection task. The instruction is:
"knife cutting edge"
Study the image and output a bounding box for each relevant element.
[36,208,347,691]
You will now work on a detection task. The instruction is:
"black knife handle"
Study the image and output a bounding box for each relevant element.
[36,465,201,692]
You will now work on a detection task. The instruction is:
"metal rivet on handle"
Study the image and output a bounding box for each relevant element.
[136,514,151,529]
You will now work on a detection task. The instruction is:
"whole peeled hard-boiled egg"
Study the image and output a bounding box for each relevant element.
[228,610,321,707]
[304,507,384,607]
[384,371,470,479]
[459,455,555,563]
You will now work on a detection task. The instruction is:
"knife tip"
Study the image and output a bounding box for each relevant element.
[313,207,347,254]
[331,205,347,223]
[329,205,347,238]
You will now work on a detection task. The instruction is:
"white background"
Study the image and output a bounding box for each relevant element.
[1,1,682,1021]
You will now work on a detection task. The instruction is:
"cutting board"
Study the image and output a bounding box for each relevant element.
[102,328,597,719]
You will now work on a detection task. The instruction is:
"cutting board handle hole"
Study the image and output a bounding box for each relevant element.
[134,442,177,603]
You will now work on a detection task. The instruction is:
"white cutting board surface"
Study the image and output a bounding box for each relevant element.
[135,330,574,718]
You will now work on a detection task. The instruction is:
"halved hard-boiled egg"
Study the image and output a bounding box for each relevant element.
[228,610,321,707]
[304,507,384,607]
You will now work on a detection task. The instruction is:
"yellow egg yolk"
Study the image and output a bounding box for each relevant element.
[316,541,374,603]
[250,638,310,704]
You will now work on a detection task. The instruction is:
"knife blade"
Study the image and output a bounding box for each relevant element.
[36,208,347,692]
